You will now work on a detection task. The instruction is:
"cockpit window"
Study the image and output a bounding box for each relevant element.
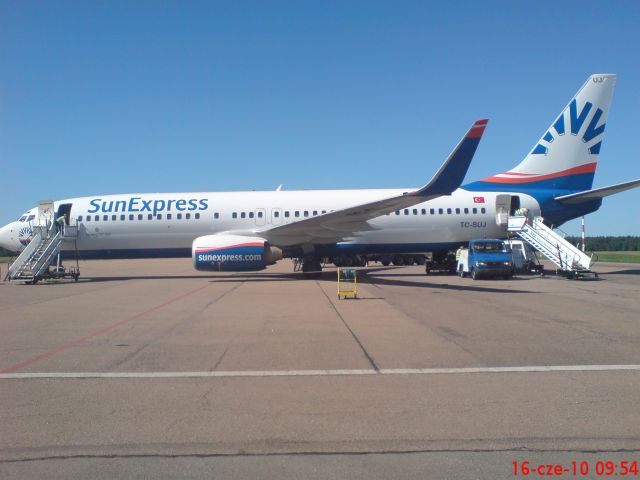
[27,215,35,222]
[18,216,27,222]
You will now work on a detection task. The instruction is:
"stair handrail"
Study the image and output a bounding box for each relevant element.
[534,218,589,259]
[7,228,45,279]
[509,215,592,271]
[29,231,63,277]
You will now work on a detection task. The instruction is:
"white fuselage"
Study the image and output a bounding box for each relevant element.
[0,188,540,258]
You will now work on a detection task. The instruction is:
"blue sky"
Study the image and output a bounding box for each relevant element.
[1,0,639,235]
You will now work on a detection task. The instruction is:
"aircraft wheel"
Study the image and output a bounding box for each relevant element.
[392,255,404,266]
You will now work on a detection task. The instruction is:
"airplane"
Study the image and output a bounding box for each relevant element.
[1,73,639,275]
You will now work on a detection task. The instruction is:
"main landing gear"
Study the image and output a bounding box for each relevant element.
[301,257,323,278]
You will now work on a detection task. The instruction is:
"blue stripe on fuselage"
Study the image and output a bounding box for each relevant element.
[464,174,601,226]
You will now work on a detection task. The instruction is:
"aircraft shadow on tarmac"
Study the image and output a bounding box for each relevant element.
[80,272,334,283]
[358,272,533,294]
[75,268,535,293]
[600,268,640,275]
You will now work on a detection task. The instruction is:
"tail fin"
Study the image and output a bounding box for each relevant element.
[475,74,616,192]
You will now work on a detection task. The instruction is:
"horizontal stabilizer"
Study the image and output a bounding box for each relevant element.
[554,178,640,204]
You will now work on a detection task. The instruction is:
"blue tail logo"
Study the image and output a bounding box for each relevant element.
[532,99,606,156]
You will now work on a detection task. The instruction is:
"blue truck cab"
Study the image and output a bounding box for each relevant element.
[457,239,514,280]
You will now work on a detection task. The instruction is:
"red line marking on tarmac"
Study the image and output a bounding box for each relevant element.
[0,283,212,374]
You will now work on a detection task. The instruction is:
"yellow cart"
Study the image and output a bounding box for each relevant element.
[337,268,358,299]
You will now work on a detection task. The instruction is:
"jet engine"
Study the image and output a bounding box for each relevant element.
[192,234,282,272]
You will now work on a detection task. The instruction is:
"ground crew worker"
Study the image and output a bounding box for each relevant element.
[514,207,524,216]
[55,214,66,234]
[455,246,464,261]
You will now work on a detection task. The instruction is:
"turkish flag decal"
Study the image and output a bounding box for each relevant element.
[473,196,485,203]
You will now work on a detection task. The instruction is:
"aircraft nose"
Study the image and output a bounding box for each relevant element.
[0,222,19,253]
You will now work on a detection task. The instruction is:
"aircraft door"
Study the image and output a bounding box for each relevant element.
[56,203,73,225]
[38,200,55,226]
[495,194,511,228]
[271,208,282,225]
[255,208,266,226]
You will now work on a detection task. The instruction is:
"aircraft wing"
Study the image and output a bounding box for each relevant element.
[554,178,640,204]
[260,119,488,245]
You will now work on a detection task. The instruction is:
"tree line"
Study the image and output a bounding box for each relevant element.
[565,236,640,251]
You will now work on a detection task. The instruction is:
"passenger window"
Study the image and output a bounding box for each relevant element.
[103,215,109,221]
[249,212,254,219]
[257,211,263,218]
[85,216,90,222]
[285,211,290,218]
[455,208,460,214]
[148,214,153,220]
[78,216,83,222]
[167,214,172,220]
[481,207,486,214]
[438,209,443,215]
[177,213,182,220]
[186,213,191,219]
[112,215,117,221]
[413,209,418,215]
[447,208,452,214]
[322,210,326,214]
[120,214,125,221]
[94,215,99,221]
[395,211,400,215]
[157,214,162,220]
[195,213,200,219]
[295,211,300,217]
[304,211,309,217]
[274,211,280,217]
[472,208,478,214]
[404,209,409,215]
[241,212,246,219]
[421,209,426,215]
[214,213,219,219]
[129,214,134,220]
[232,212,237,219]
[464,208,469,214]
[312,210,317,216]
[138,214,143,220]
[430,209,435,215]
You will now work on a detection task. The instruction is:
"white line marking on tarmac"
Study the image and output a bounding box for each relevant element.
[1,365,640,379]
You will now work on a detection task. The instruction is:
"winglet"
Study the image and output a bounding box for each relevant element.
[414,119,489,196]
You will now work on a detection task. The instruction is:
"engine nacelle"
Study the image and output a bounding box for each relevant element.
[192,234,282,272]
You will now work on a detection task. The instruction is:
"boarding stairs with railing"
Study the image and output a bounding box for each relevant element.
[507,216,595,277]
[6,223,65,283]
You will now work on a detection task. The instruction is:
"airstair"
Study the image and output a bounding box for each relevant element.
[507,216,595,278]
[6,222,79,284]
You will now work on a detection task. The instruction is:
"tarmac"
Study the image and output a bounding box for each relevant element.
[1,258,639,479]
